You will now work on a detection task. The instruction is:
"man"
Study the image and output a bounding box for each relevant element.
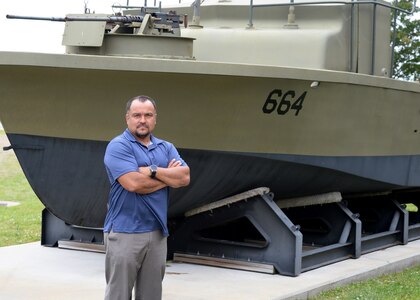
[103,95,190,300]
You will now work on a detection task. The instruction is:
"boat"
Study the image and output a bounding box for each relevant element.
[1,0,419,275]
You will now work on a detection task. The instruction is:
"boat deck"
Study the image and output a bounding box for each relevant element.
[0,240,419,300]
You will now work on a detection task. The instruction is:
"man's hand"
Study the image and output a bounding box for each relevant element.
[167,159,182,168]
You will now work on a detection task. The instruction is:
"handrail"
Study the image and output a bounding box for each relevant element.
[248,0,417,28]
[249,0,416,14]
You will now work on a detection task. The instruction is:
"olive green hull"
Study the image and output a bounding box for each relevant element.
[1,52,419,156]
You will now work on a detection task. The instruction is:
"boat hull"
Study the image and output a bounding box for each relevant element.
[1,52,419,228]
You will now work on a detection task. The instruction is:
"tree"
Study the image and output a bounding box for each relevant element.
[391,0,419,81]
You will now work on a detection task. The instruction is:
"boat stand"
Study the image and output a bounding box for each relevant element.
[393,190,420,242]
[406,199,420,241]
[168,188,361,276]
[39,189,418,276]
[41,209,104,252]
[346,195,408,254]
[281,200,361,273]
[408,202,420,242]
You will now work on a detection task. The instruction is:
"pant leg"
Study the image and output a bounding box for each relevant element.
[134,230,167,300]
[104,231,148,300]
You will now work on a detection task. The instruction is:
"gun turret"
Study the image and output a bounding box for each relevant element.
[6,10,193,59]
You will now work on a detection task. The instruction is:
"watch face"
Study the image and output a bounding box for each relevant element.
[150,165,157,178]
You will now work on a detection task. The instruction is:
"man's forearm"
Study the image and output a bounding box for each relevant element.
[118,171,167,194]
[155,166,190,188]
[133,175,167,194]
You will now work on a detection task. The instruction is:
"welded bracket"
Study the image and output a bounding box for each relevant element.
[393,191,420,242]
[347,197,408,254]
[41,209,104,251]
[284,201,362,272]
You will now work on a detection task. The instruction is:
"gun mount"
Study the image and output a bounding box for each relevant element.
[6,11,193,59]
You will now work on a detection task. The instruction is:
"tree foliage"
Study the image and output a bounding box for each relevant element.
[391,0,419,81]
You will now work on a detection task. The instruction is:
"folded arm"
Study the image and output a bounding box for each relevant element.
[118,159,190,194]
[139,159,190,188]
[117,171,167,194]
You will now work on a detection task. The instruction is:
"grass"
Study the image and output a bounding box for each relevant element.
[406,203,418,212]
[311,265,420,299]
[0,129,44,247]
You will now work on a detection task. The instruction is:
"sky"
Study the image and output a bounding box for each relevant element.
[0,0,133,53]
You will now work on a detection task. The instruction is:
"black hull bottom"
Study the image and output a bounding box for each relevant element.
[7,133,415,228]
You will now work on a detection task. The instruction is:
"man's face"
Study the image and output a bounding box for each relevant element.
[126,100,157,140]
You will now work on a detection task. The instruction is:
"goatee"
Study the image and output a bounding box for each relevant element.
[135,132,150,139]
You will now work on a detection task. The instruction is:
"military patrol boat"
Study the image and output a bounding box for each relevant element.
[1,0,419,275]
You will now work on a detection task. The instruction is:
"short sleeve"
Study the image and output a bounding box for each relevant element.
[167,142,188,167]
[104,138,139,182]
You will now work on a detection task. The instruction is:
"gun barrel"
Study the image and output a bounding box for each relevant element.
[64,16,145,23]
[6,14,145,23]
[6,14,66,22]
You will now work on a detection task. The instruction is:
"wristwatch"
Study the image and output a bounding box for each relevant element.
[149,164,157,178]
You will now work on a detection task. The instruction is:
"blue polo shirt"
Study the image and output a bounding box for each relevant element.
[103,129,187,236]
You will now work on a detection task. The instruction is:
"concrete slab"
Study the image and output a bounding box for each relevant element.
[0,240,419,300]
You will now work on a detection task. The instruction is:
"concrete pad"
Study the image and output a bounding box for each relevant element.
[0,242,104,300]
[0,240,419,300]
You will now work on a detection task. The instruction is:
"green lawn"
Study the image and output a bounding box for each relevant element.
[311,265,420,299]
[0,130,44,247]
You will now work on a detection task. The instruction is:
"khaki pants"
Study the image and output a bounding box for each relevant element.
[104,230,167,300]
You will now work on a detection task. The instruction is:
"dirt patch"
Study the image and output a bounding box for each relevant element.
[0,132,10,148]
[0,132,14,164]
[0,201,21,207]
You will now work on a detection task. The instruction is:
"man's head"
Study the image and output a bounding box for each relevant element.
[125,95,157,141]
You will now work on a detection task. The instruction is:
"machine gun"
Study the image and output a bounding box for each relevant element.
[6,11,185,36]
